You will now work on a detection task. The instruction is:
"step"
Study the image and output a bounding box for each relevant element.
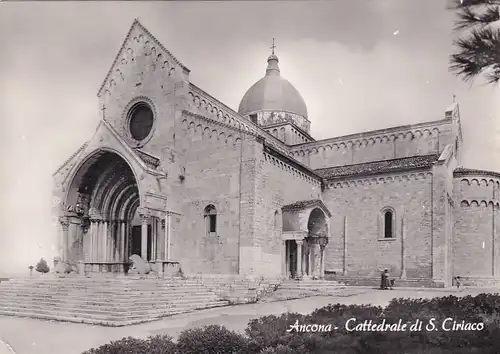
[0,300,229,317]
[0,284,213,291]
[0,283,238,293]
[0,291,218,301]
[0,281,210,288]
[0,301,229,326]
[0,295,219,306]
[0,280,203,287]
[279,285,344,289]
[0,294,220,308]
[0,285,223,294]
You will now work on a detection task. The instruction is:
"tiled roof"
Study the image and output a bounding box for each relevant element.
[282,199,331,217]
[315,154,440,180]
[454,167,500,179]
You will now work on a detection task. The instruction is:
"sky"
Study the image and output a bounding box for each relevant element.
[0,1,498,275]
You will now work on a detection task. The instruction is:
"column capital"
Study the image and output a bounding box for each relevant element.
[59,216,70,229]
[296,240,304,246]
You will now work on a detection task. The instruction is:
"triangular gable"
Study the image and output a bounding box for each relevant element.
[53,142,88,177]
[99,119,165,177]
[97,19,190,97]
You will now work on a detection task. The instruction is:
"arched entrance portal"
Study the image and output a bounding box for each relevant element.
[61,150,143,272]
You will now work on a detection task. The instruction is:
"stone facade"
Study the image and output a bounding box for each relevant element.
[51,20,500,288]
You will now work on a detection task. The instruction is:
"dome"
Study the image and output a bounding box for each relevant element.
[238,54,308,118]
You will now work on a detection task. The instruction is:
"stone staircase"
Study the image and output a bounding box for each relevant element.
[0,276,230,326]
[260,278,346,302]
[196,276,281,304]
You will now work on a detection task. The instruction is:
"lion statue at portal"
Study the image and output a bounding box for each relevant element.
[128,254,151,277]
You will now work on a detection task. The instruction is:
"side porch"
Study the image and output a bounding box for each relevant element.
[281,199,331,280]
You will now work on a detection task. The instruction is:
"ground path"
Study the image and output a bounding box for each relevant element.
[0,286,496,354]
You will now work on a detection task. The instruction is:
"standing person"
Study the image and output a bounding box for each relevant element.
[380,269,389,290]
[455,276,461,289]
[384,270,392,290]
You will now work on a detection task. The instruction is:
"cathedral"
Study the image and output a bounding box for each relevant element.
[52,20,500,288]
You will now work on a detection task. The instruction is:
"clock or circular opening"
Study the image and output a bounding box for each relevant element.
[129,102,154,141]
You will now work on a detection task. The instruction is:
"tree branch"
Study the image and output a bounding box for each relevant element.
[449,27,500,83]
[449,0,500,10]
[454,5,500,30]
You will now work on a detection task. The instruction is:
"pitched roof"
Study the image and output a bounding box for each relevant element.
[315,154,440,180]
[282,199,331,217]
[97,19,190,97]
[454,167,500,179]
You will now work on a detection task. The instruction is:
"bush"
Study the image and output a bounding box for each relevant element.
[84,293,500,354]
[258,344,299,354]
[245,312,308,351]
[82,335,176,354]
[176,325,250,354]
[35,258,49,273]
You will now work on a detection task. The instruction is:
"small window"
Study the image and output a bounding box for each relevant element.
[384,211,393,238]
[274,210,280,229]
[250,114,258,124]
[204,205,217,234]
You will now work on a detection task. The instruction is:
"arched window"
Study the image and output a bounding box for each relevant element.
[381,208,395,239]
[384,211,393,238]
[204,205,217,234]
[274,210,280,229]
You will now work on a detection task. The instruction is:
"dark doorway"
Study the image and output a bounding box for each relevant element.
[286,240,297,278]
[130,225,152,260]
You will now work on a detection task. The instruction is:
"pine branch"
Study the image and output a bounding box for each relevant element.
[449,27,500,83]
[454,5,500,30]
[450,0,500,10]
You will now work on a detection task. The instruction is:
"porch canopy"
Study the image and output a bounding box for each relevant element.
[281,199,331,278]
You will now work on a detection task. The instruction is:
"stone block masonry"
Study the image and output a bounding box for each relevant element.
[323,172,433,280]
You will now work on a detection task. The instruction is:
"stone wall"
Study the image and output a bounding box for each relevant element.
[247,150,322,276]
[290,119,454,169]
[97,22,190,162]
[322,172,433,279]
[171,113,250,275]
[453,175,500,278]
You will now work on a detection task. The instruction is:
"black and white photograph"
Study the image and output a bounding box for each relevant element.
[0,0,499,353]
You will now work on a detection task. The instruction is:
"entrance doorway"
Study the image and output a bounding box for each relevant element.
[285,240,297,278]
[130,225,152,260]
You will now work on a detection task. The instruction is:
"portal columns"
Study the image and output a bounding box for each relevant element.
[120,220,127,262]
[59,217,70,261]
[320,244,326,279]
[140,212,149,260]
[296,240,303,279]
